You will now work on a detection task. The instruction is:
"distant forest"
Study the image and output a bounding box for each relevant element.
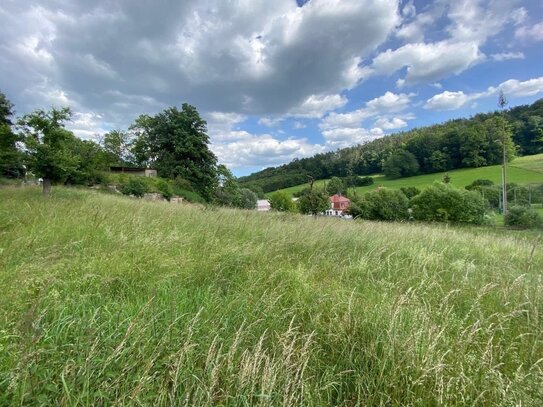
[240,99,543,192]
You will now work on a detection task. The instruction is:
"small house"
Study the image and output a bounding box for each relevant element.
[257,199,271,211]
[326,194,351,217]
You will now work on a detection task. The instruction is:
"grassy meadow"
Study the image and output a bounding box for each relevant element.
[1,187,543,405]
[274,153,543,197]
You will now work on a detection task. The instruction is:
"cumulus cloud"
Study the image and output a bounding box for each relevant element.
[425,76,543,110]
[515,21,543,42]
[319,91,414,148]
[424,91,472,110]
[321,91,413,130]
[370,0,525,86]
[0,0,399,120]
[206,110,323,168]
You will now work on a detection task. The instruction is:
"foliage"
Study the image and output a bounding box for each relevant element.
[505,206,543,229]
[17,107,81,195]
[326,176,345,195]
[297,189,329,215]
[411,182,485,224]
[0,91,24,178]
[235,188,258,210]
[103,130,131,166]
[120,177,149,198]
[269,191,296,212]
[129,104,218,200]
[400,186,421,199]
[349,188,409,221]
[465,179,495,190]
[157,179,174,201]
[383,150,420,179]
[357,176,374,186]
[442,173,451,183]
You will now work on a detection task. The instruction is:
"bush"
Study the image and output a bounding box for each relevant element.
[400,186,420,199]
[326,177,345,195]
[358,176,374,186]
[505,206,543,229]
[173,187,205,204]
[349,188,409,221]
[235,188,258,209]
[465,179,494,190]
[268,191,295,212]
[120,177,149,198]
[157,179,174,201]
[411,183,485,224]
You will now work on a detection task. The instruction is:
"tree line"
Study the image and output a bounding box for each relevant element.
[0,91,259,207]
[240,99,543,192]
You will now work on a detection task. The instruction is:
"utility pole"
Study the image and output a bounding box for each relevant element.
[498,90,508,216]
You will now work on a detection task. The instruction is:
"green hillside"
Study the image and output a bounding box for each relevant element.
[275,153,543,197]
[1,187,543,405]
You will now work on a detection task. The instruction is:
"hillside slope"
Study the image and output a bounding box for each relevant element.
[1,188,542,405]
[275,153,543,196]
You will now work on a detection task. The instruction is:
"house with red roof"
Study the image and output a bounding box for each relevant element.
[326,194,351,217]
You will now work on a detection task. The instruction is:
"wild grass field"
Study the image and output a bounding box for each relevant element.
[275,153,543,197]
[1,187,542,406]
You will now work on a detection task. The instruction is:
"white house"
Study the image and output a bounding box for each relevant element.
[257,199,271,211]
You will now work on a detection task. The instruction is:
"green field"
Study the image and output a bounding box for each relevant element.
[275,153,543,196]
[1,187,542,405]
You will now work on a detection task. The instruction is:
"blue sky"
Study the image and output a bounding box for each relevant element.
[1,0,542,176]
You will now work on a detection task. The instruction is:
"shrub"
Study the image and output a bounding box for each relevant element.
[350,188,409,221]
[235,188,258,209]
[157,179,174,201]
[465,179,494,190]
[173,176,194,192]
[120,177,148,198]
[297,189,329,215]
[358,176,374,186]
[400,186,421,199]
[173,187,205,204]
[268,191,295,212]
[504,206,543,229]
[411,182,485,224]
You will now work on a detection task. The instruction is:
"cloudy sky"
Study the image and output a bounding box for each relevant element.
[1,0,542,176]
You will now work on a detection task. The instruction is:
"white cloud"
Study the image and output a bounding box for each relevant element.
[424,91,471,110]
[206,110,322,168]
[372,41,484,86]
[374,117,408,130]
[293,121,306,129]
[212,133,324,168]
[489,77,543,97]
[491,52,525,61]
[370,0,524,86]
[321,91,413,130]
[425,76,543,110]
[288,93,348,118]
[321,127,384,149]
[515,21,543,42]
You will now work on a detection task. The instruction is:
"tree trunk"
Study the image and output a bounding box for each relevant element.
[42,178,52,197]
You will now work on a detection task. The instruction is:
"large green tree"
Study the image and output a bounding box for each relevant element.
[298,189,329,215]
[130,104,218,200]
[382,150,420,179]
[0,91,24,178]
[18,107,79,196]
[103,129,131,166]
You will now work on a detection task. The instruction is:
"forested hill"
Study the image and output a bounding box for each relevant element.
[239,99,543,193]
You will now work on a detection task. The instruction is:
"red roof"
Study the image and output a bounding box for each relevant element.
[329,194,351,204]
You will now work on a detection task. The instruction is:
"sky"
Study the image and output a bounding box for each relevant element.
[1,0,542,176]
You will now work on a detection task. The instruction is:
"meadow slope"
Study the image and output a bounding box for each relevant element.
[1,187,542,406]
[275,153,543,197]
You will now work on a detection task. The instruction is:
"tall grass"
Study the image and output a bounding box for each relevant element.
[1,187,542,405]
